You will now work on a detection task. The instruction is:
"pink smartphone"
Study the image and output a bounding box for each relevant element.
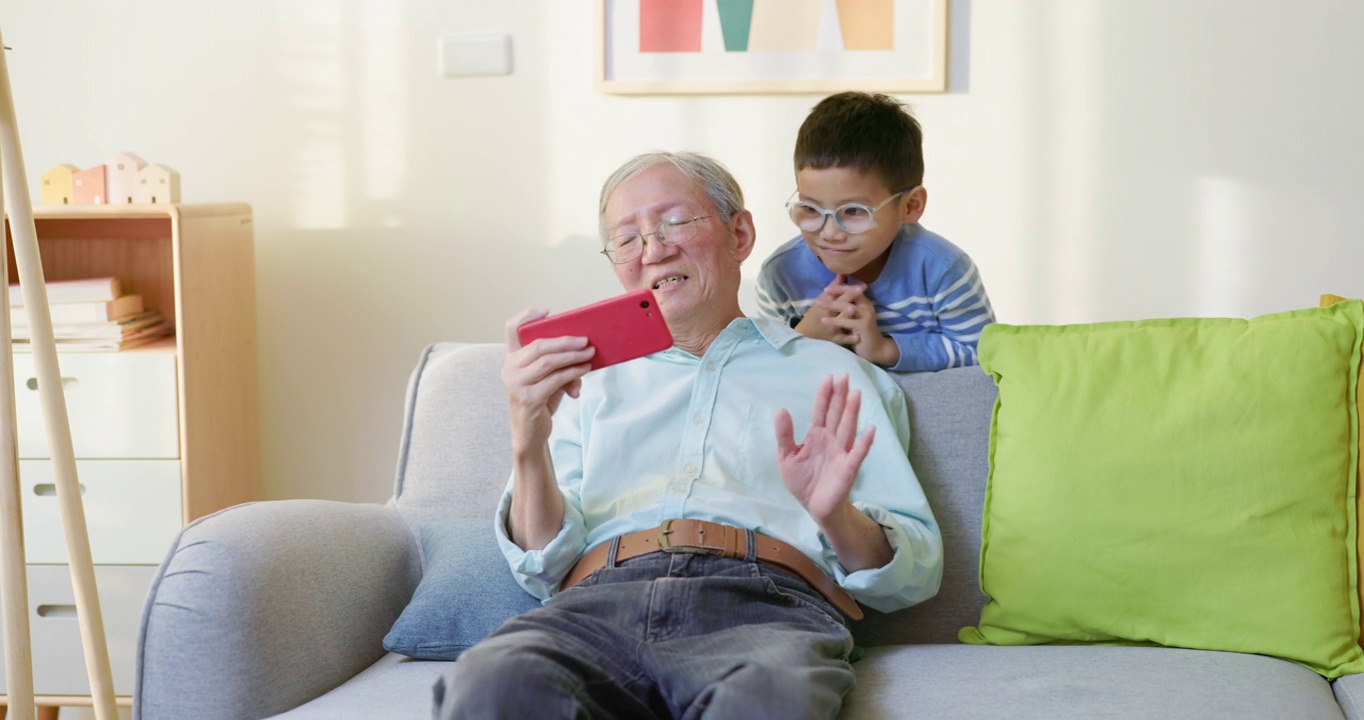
[516,289,673,371]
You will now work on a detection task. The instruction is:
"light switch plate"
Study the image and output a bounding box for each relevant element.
[439,34,513,78]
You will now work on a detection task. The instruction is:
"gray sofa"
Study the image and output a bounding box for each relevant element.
[135,342,1364,719]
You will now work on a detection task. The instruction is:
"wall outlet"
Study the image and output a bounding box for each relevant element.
[439,34,513,78]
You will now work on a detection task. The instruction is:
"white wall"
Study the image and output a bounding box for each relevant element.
[3,0,1362,506]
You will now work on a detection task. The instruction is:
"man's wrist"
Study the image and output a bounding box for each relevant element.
[813,498,862,533]
[511,439,552,470]
[818,501,895,573]
[510,434,541,458]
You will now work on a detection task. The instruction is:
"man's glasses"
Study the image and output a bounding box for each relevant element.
[601,215,716,264]
[786,188,914,235]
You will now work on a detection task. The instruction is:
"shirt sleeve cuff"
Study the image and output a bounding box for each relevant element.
[819,503,922,613]
[494,490,588,601]
[888,333,918,373]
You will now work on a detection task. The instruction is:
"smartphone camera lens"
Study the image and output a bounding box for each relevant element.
[640,300,650,309]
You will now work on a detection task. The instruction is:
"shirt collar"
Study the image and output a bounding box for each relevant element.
[658,316,798,362]
[747,316,800,349]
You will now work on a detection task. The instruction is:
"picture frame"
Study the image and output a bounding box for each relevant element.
[595,0,949,95]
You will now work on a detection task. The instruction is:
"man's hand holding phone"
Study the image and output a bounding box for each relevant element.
[502,309,596,456]
[503,289,673,454]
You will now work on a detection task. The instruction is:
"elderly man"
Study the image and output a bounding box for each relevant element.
[434,152,942,719]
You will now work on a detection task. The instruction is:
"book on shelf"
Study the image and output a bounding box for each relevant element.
[10,309,173,352]
[12,334,170,353]
[8,276,121,307]
[10,294,144,326]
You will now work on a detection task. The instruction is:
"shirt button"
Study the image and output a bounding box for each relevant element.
[692,413,704,424]
[684,463,696,473]
[705,361,716,371]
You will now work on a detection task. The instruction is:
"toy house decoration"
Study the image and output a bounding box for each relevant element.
[135,164,180,204]
[37,155,180,205]
[40,163,79,205]
[105,151,146,204]
[72,164,107,204]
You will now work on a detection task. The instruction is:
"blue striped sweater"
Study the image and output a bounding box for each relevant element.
[755,223,995,373]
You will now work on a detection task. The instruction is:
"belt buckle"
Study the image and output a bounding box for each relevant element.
[658,519,720,555]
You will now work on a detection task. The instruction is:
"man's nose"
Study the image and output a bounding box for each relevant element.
[640,234,675,262]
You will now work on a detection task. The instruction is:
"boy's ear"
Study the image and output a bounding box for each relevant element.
[729,209,757,262]
[902,186,928,224]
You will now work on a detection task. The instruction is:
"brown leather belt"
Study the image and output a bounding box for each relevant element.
[560,519,863,620]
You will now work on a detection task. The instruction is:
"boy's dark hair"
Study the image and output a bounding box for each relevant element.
[794,92,924,191]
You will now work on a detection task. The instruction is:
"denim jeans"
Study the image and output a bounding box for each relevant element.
[432,550,857,720]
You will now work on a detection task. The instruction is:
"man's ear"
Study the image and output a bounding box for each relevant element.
[729,209,757,262]
[901,187,928,224]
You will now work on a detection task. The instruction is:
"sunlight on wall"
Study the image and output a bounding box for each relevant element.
[11,0,1362,508]
[1193,176,1253,318]
[279,0,347,229]
[360,0,406,213]
[1045,0,1098,322]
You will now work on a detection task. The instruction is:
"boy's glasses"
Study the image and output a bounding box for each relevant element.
[602,215,715,264]
[786,188,914,235]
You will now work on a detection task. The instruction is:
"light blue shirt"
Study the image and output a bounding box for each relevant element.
[495,317,943,614]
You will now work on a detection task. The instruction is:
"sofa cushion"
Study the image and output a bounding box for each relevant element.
[961,302,1364,678]
[266,653,448,719]
[392,344,513,533]
[383,518,540,660]
[856,366,995,645]
[1336,672,1364,720]
[842,645,1343,720]
[267,646,1343,720]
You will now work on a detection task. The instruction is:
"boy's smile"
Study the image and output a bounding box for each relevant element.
[794,166,926,284]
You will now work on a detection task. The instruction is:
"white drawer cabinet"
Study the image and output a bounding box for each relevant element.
[0,566,155,696]
[20,460,182,565]
[1,204,261,714]
[13,349,180,458]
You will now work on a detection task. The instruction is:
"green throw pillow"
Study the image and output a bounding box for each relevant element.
[960,301,1364,678]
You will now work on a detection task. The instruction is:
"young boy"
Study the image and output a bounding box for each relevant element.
[756,92,995,373]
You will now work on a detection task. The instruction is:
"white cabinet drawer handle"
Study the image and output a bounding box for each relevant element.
[33,483,86,496]
[37,604,78,618]
[25,377,79,390]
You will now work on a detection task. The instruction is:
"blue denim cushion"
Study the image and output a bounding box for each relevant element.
[383,518,540,660]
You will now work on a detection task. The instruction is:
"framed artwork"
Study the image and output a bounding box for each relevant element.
[595,0,948,95]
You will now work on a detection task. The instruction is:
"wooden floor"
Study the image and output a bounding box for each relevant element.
[0,697,133,719]
[0,706,58,720]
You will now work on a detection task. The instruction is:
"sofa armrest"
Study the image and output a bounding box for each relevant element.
[135,499,422,720]
[1337,672,1364,720]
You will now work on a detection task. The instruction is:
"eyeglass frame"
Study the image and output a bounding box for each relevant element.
[600,214,718,264]
[785,187,918,235]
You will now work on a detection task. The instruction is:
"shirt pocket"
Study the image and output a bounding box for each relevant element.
[737,404,783,486]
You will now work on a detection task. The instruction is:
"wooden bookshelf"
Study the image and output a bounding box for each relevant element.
[1,203,261,707]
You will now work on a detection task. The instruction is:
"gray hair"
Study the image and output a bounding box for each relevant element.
[598,151,745,240]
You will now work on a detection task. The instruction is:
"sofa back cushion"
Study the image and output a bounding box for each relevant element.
[862,367,996,645]
[392,344,513,531]
[392,342,997,645]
